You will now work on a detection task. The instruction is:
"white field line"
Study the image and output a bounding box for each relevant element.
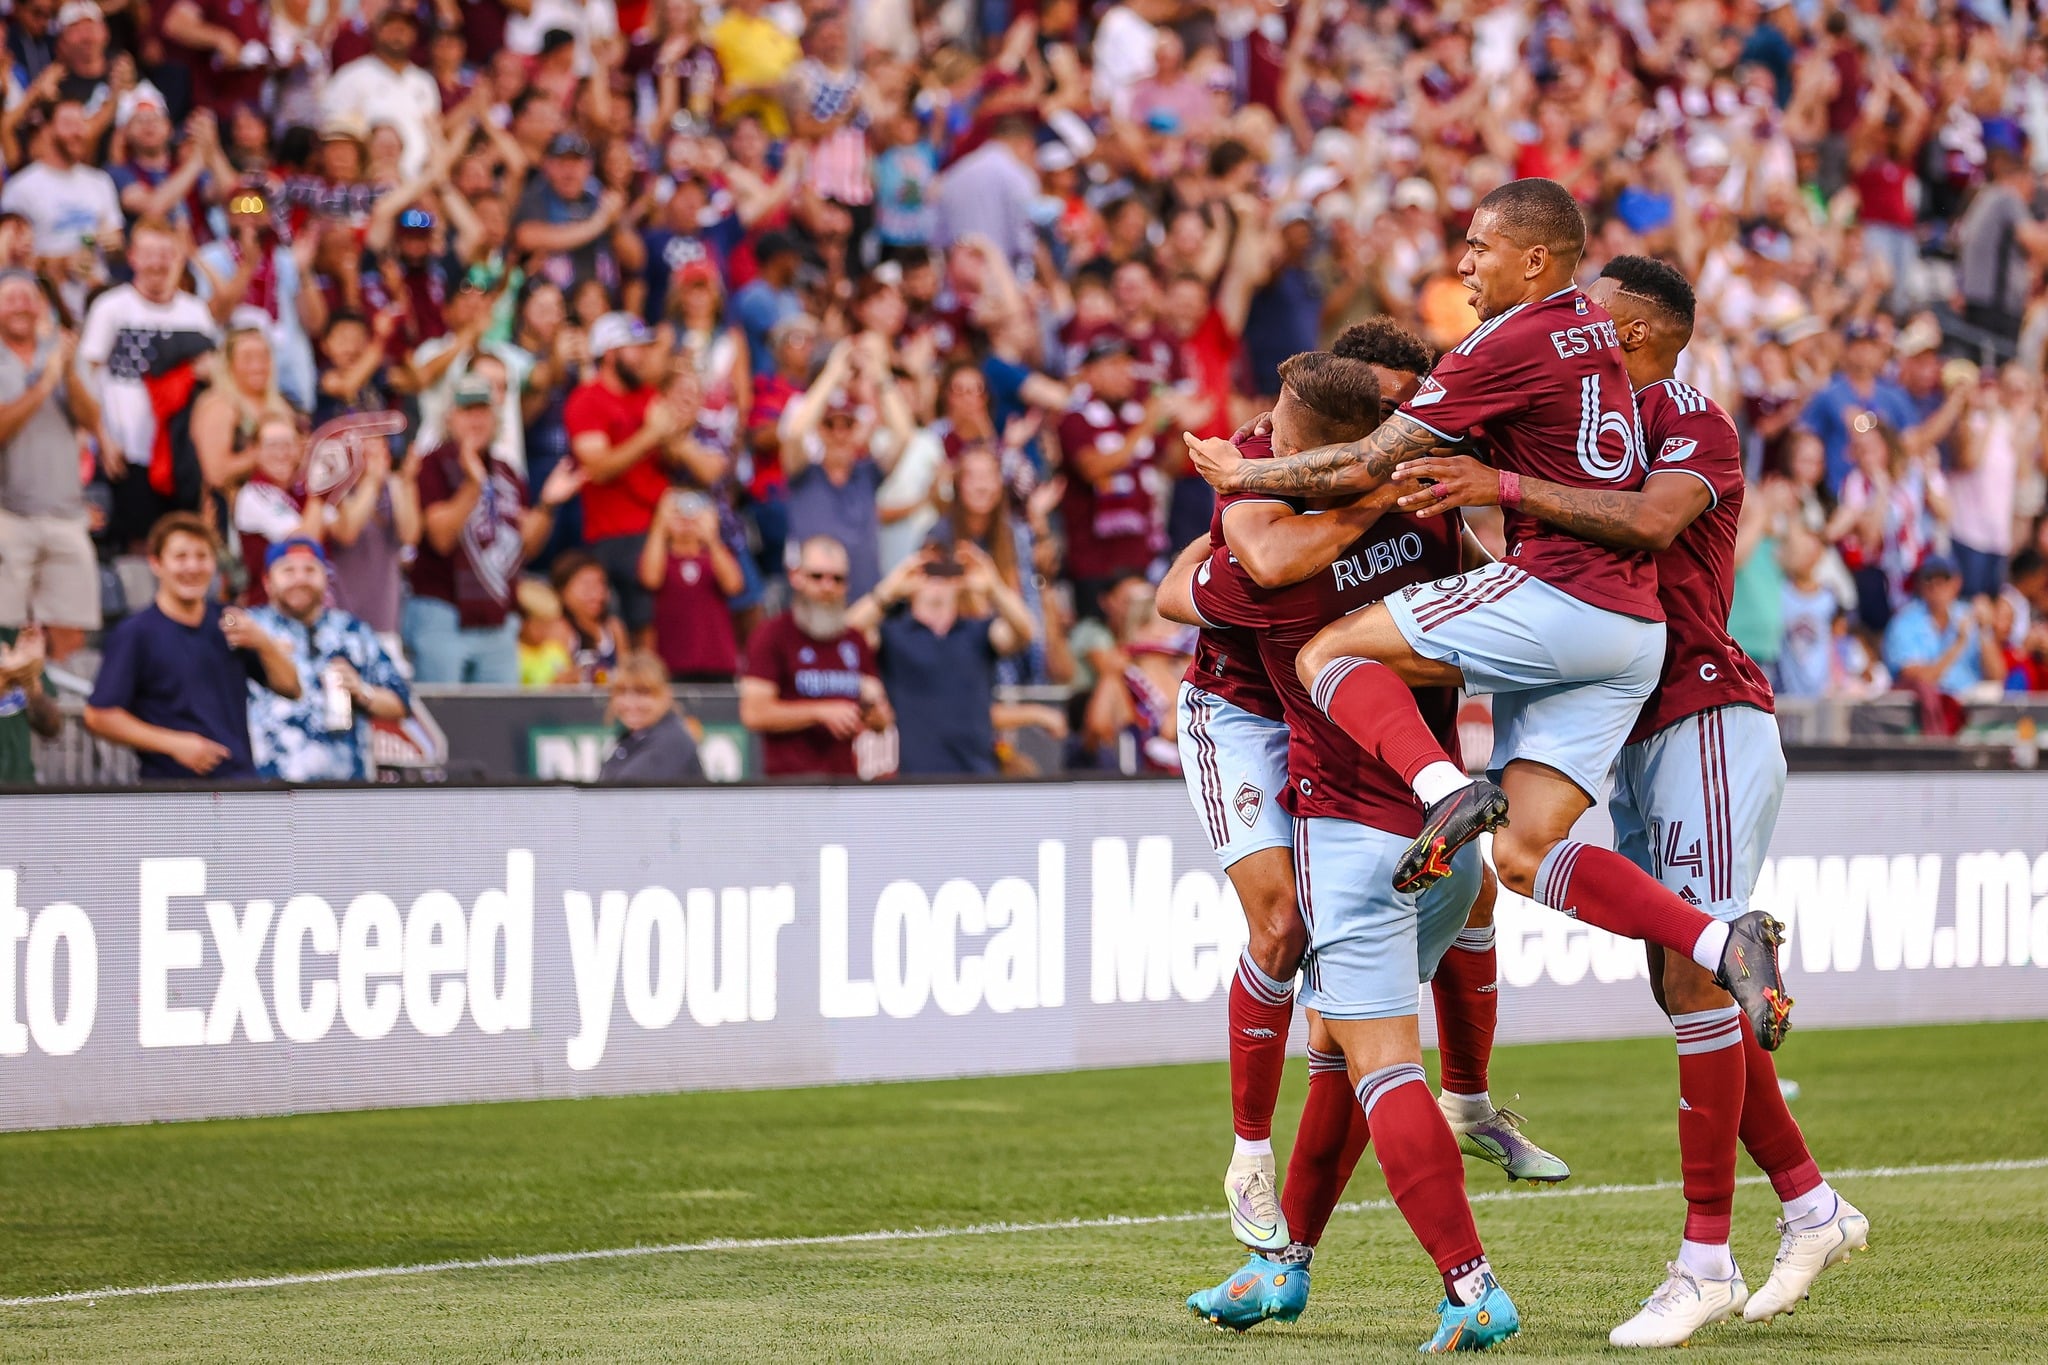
[3,1156,2043,1310]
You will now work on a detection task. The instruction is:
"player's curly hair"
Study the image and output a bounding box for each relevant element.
[1276,352,1381,441]
[1599,254,1697,331]
[1331,318,1435,378]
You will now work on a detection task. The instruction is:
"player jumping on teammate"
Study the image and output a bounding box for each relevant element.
[1183,177,1795,1054]
[1393,255,1867,1349]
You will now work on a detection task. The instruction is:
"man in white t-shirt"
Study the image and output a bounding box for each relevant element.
[319,7,441,180]
[76,220,220,545]
[0,100,122,317]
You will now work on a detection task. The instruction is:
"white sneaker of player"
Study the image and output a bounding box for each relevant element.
[1608,1263,1749,1348]
[1223,1151,1289,1251]
[1743,1195,1869,1322]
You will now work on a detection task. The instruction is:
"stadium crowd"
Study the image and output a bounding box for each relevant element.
[3,0,2048,783]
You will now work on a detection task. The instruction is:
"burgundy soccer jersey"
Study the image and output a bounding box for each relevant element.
[1399,285,1662,622]
[740,612,878,777]
[1626,378,1776,744]
[1179,436,1285,722]
[1057,388,1164,581]
[1194,443,1464,836]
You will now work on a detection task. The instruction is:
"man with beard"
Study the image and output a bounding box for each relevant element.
[566,313,682,642]
[318,4,442,180]
[739,533,892,778]
[0,99,124,317]
[85,512,300,782]
[406,377,583,683]
[246,537,410,782]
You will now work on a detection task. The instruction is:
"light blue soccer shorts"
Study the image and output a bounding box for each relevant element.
[1609,704,1787,923]
[1295,816,1482,1020]
[1177,682,1294,869]
[1385,560,1667,799]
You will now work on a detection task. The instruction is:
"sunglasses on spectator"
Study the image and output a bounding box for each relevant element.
[798,568,847,583]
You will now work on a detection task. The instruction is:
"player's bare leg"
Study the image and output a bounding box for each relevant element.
[1324,1013,1520,1352]
[1640,947,1868,1328]
[1434,865,1570,1183]
[1221,847,1307,1250]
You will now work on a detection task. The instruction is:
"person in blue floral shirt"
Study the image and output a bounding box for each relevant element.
[248,537,411,782]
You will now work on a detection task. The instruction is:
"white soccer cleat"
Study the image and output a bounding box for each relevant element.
[1223,1151,1290,1251]
[1743,1195,1869,1321]
[1608,1263,1748,1348]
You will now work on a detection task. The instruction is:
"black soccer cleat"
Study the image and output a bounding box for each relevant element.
[1717,910,1794,1051]
[1393,779,1509,893]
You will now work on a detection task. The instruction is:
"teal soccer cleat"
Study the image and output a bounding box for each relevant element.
[1186,1252,1311,1332]
[1419,1276,1520,1353]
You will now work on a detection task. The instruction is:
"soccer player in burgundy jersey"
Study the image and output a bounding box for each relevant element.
[1163,351,1523,1353]
[1394,256,1866,1348]
[1182,178,1794,1055]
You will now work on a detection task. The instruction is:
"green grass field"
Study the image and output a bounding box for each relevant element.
[0,1021,2043,1362]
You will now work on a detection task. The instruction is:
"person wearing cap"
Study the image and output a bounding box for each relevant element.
[1882,553,2008,701]
[408,269,531,472]
[1057,333,1176,622]
[319,3,441,180]
[110,88,218,239]
[511,129,631,295]
[84,511,300,783]
[245,536,411,782]
[49,1,114,130]
[1797,319,1920,493]
[0,266,101,660]
[406,375,584,684]
[0,98,123,317]
[563,312,683,639]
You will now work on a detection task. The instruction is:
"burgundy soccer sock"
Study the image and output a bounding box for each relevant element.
[1356,1062,1489,1301]
[1431,927,1498,1098]
[1310,658,1455,791]
[1673,1006,1745,1253]
[1738,1019,1823,1200]
[1537,840,1721,960]
[1282,1048,1373,1247]
[1229,952,1294,1142]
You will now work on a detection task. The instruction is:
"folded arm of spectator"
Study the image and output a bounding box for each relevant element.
[576,395,677,486]
[514,188,626,257]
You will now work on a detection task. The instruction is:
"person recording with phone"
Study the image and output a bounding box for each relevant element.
[640,487,744,682]
[846,534,1037,776]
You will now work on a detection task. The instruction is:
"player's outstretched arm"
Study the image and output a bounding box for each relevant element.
[1393,455,1711,553]
[1183,413,1440,498]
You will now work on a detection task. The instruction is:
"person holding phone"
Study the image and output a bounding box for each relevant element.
[639,487,745,681]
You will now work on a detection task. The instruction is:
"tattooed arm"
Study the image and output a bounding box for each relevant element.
[1183,414,1448,498]
[1392,455,1711,552]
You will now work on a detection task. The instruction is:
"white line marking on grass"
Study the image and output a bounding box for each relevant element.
[4,1156,2042,1309]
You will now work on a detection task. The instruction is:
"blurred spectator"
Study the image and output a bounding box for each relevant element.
[84,513,300,781]
[247,537,410,781]
[932,115,1037,267]
[320,417,420,639]
[1957,127,2048,344]
[0,270,100,659]
[1081,602,1191,774]
[1883,555,2006,702]
[319,6,440,180]
[515,577,576,687]
[849,539,1035,776]
[550,548,630,683]
[737,533,889,778]
[192,178,321,411]
[1776,524,1839,701]
[779,334,911,599]
[230,412,320,604]
[1800,322,1920,494]
[1057,334,1172,621]
[0,625,61,783]
[637,487,741,682]
[731,229,803,374]
[75,220,219,546]
[564,311,678,642]
[108,95,222,240]
[1951,363,2038,598]
[1,98,122,319]
[597,651,705,782]
[1828,417,1948,633]
[407,377,582,683]
[190,327,297,511]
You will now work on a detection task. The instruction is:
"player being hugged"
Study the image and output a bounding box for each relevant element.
[1182,178,1795,1055]
[1162,336,1538,1353]
[1393,256,1866,1349]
